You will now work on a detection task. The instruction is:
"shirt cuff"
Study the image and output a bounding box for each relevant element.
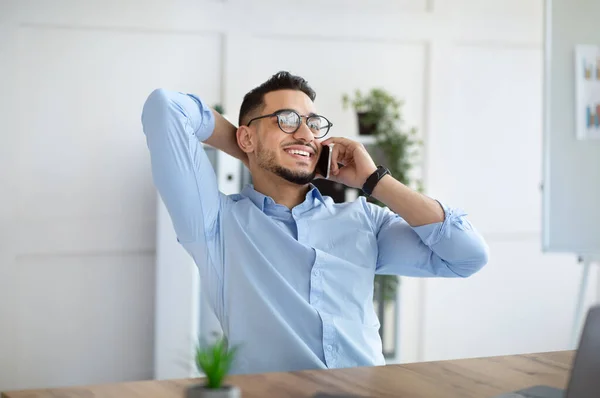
[411,200,470,247]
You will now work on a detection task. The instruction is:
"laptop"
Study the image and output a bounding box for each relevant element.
[495,304,600,398]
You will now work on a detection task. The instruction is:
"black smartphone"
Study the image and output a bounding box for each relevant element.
[315,144,333,179]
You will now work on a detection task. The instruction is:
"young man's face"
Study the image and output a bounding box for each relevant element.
[251,89,323,185]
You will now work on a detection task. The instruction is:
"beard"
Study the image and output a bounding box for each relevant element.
[256,140,316,185]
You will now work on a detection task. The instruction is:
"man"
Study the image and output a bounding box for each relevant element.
[141,71,488,375]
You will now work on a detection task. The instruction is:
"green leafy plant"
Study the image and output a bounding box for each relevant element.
[342,89,401,135]
[343,88,423,302]
[194,337,238,389]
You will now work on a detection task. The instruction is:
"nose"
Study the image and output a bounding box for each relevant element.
[292,120,314,143]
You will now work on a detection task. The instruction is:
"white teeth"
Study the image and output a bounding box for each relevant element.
[286,149,310,157]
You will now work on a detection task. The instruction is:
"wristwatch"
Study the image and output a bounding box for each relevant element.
[362,166,391,196]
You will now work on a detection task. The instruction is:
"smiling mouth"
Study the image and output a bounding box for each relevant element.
[284,149,313,159]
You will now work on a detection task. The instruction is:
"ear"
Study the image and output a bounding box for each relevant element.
[236,125,256,154]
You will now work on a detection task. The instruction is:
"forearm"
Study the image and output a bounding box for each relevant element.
[204,110,248,166]
[371,175,444,227]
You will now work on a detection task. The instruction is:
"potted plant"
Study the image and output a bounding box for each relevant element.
[342,89,402,136]
[186,337,241,398]
[342,88,422,358]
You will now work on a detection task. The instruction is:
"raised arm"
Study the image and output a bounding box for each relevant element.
[319,136,489,278]
[141,88,221,244]
[369,170,488,277]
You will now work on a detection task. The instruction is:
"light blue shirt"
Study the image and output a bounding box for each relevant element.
[141,88,489,375]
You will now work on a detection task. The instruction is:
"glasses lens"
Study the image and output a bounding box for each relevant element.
[307,116,330,137]
[277,111,301,133]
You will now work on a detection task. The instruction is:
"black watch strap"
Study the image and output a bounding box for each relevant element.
[362,166,391,196]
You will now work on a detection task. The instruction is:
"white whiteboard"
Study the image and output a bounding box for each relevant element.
[543,0,600,255]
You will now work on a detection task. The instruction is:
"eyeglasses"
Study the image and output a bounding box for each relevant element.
[246,109,333,139]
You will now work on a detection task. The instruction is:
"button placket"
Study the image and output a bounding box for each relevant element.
[310,269,322,305]
[310,253,323,306]
[320,313,337,367]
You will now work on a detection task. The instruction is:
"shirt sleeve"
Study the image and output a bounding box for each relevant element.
[141,88,225,286]
[366,199,489,277]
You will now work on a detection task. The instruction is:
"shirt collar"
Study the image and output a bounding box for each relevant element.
[241,184,327,212]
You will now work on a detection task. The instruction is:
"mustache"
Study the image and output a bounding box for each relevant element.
[282,141,318,153]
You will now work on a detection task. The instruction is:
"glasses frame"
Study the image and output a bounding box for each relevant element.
[246,109,333,139]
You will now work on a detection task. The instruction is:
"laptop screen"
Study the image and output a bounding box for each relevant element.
[566,305,600,398]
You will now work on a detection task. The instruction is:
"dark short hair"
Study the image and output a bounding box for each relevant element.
[238,71,316,126]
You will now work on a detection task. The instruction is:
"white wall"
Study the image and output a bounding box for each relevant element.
[0,0,223,390]
[0,0,596,392]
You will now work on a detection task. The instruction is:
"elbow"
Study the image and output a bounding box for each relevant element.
[146,88,171,105]
[146,88,170,104]
[442,238,489,278]
[457,241,490,277]
[141,88,171,128]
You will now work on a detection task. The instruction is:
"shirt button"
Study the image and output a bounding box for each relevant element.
[327,345,333,351]
[313,270,320,276]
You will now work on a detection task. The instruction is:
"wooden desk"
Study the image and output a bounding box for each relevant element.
[2,351,574,398]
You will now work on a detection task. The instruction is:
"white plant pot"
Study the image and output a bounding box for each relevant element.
[186,384,241,398]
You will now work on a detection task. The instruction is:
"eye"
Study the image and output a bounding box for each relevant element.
[277,111,300,131]
[307,116,327,130]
